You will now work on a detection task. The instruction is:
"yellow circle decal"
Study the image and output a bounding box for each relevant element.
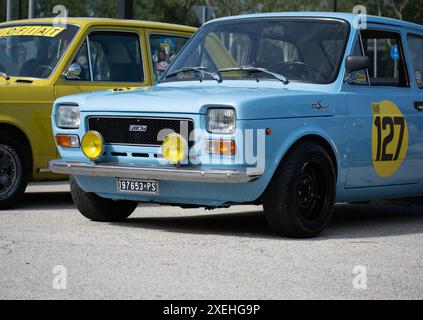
[371,100,409,177]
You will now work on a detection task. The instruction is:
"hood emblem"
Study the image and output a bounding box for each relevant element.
[129,125,148,132]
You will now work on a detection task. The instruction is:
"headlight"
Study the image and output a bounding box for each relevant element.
[56,104,80,129]
[206,108,236,134]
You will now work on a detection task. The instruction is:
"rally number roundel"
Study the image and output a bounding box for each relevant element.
[371,100,409,177]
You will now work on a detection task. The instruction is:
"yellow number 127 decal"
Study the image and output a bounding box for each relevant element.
[371,100,409,177]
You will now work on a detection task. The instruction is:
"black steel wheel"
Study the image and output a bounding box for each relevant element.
[0,135,29,210]
[70,176,138,222]
[263,142,336,238]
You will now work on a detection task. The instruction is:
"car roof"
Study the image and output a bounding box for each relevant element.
[205,12,423,33]
[0,17,197,33]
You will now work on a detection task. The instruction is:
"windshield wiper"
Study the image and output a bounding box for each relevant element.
[164,66,222,83]
[218,66,289,85]
[0,72,10,80]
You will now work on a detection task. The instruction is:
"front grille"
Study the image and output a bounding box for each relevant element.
[88,117,195,147]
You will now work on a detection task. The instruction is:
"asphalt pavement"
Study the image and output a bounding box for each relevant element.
[0,182,422,300]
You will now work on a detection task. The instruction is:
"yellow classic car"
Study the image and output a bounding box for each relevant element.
[0,18,196,209]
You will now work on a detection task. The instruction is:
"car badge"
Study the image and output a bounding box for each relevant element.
[129,125,148,132]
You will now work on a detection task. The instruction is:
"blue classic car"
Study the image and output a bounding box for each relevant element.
[49,13,423,238]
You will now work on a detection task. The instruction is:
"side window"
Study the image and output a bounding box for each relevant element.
[149,34,190,82]
[89,31,143,82]
[69,31,144,82]
[407,34,423,89]
[361,30,408,87]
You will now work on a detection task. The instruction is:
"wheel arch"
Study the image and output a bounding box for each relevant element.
[0,122,34,174]
[255,131,341,205]
[281,134,339,179]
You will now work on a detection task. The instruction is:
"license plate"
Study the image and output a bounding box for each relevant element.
[117,178,159,194]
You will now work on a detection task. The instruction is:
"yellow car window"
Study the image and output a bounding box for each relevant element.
[0,24,79,79]
[69,31,144,82]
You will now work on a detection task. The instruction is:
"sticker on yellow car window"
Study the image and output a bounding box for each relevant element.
[0,26,65,38]
[371,100,409,177]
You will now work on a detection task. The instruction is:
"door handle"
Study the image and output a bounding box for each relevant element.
[415,102,423,111]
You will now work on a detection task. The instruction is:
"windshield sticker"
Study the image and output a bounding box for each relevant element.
[371,100,409,177]
[0,26,66,38]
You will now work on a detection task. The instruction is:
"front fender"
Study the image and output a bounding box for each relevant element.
[240,115,349,201]
[272,124,343,179]
[0,116,36,154]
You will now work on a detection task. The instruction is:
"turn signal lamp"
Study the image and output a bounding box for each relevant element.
[162,133,188,164]
[55,134,80,148]
[206,140,236,155]
[81,131,104,161]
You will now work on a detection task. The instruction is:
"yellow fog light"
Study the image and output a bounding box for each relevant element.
[162,133,188,164]
[81,131,104,160]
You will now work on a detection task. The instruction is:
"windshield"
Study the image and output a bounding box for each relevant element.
[0,24,79,79]
[164,18,349,84]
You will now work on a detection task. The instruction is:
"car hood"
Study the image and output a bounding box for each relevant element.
[55,82,337,120]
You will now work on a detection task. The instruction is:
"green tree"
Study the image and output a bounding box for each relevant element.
[1,0,422,24]
[0,0,5,22]
[134,0,201,26]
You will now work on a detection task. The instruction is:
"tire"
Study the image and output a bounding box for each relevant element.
[0,135,29,210]
[263,142,336,238]
[70,176,137,222]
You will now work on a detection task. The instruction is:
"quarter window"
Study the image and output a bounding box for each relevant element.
[69,31,144,82]
[407,34,423,89]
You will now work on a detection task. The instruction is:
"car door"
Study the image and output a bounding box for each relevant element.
[344,27,420,188]
[406,32,423,184]
[55,28,150,98]
[145,29,191,83]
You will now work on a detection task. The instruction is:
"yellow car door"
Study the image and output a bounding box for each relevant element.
[55,27,151,98]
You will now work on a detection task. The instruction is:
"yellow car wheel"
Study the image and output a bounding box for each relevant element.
[0,133,29,210]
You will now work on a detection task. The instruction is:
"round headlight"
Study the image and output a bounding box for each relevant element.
[162,133,188,164]
[81,131,104,161]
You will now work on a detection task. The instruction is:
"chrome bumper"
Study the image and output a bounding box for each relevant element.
[48,160,262,183]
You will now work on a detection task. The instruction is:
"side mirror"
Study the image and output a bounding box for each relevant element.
[62,63,81,80]
[345,56,370,73]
